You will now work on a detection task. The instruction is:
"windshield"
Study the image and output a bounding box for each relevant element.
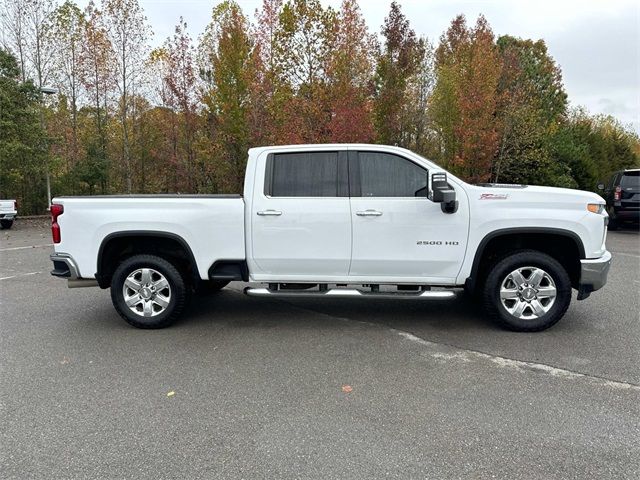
[620,171,640,188]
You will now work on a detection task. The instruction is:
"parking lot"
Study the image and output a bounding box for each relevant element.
[1,220,639,479]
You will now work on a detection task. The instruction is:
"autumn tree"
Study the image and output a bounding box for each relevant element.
[493,35,570,185]
[78,1,114,194]
[430,14,502,182]
[249,0,283,145]
[148,18,199,191]
[103,0,151,193]
[325,0,375,142]
[270,0,336,142]
[399,37,436,155]
[47,1,86,176]
[199,1,254,192]
[373,1,424,146]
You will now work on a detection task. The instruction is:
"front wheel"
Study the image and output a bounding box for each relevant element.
[111,254,188,329]
[483,250,571,332]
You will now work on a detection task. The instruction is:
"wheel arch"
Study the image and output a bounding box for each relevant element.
[96,231,199,288]
[466,227,586,294]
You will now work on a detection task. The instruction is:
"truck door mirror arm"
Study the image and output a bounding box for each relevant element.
[429,172,458,214]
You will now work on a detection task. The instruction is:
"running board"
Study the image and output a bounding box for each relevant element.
[244,287,456,299]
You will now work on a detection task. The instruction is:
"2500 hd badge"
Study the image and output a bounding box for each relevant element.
[417,240,460,245]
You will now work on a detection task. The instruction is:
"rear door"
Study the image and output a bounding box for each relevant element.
[348,150,469,282]
[250,150,352,279]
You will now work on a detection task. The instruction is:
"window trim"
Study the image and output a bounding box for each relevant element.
[264,151,349,198]
[349,150,430,198]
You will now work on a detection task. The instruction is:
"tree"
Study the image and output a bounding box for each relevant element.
[550,109,639,190]
[78,1,114,193]
[103,0,151,193]
[325,0,376,142]
[493,35,569,185]
[250,0,283,145]
[270,0,335,142]
[47,1,86,174]
[373,1,424,146]
[430,15,502,182]
[199,1,254,192]
[0,48,46,213]
[153,17,199,191]
[399,37,436,155]
[0,0,28,81]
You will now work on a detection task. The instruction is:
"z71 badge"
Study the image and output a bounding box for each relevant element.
[479,193,509,200]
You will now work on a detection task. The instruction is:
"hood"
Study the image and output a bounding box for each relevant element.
[471,183,605,204]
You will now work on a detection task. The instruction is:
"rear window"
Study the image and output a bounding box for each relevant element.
[267,152,340,197]
[620,171,640,188]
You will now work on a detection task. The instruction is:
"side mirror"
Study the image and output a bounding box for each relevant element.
[597,183,605,191]
[429,172,458,214]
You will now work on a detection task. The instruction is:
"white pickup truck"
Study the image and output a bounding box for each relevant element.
[0,199,17,229]
[50,144,611,331]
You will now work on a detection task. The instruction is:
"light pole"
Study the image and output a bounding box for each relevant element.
[40,86,58,210]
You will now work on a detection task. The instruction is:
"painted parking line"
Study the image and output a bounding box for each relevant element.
[0,244,53,252]
[0,271,42,281]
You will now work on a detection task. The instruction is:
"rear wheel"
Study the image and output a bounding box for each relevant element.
[111,254,187,329]
[483,250,571,332]
[0,219,14,229]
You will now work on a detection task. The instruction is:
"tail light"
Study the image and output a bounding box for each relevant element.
[614,186,622,201]
[51,204,64,244]
[14,200,18,210]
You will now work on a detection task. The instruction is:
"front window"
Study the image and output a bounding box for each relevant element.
[354,152,428,197]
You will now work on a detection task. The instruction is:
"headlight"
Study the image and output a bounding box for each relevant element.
[587,203,605,214]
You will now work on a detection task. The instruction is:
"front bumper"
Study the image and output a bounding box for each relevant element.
[577,250,612,299]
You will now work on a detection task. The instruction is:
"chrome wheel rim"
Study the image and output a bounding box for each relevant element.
[500,266,557,320]
[122,268,171,317]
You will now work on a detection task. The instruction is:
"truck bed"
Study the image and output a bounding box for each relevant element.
[53,195,246,280]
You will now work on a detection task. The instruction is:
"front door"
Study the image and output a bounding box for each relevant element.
[348,150,469,283]
[250,150,352,279]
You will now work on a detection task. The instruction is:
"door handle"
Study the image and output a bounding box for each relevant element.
[356,210,383,217]
[257,210,282,216]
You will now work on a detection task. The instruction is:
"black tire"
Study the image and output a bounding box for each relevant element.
[483,250,571,332]
[110,254,188,329]
[607,214,618,231]
[196,280,230,294]
[0,219,14,229]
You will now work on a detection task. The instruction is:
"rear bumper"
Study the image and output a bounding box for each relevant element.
[0,213,16,220]
[50,253,80,279]
[577,250,612,299]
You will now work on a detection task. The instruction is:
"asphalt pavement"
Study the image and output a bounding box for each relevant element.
[1,220,639,479]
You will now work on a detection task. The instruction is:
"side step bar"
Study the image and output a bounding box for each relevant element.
[244,287,456,299]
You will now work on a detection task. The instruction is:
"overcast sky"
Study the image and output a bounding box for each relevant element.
[80,0,640,133]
